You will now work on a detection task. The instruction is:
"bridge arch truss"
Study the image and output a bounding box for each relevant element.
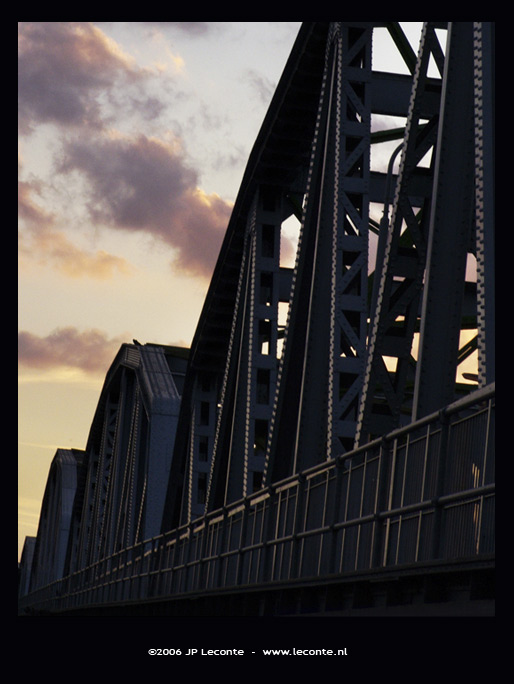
[19,22,495,616]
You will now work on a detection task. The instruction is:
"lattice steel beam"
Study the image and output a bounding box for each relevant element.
[355,23,447,444]
[412,22,476,420]
[356,22,494,437]
[161,22,494,526]
[67,345,182,571]
[206,187,294,511]
[264,23,373,483]
[473,22,495,388]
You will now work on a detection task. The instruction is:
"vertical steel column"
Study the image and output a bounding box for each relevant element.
[204,220,253,514]
[329,24,371,457]
[87,394,119,566]
[355,23,446,444]
[207,187,285,510]
[249,188,285,493]
[109,375,141,557]
[265,23,372,483]
[473,22,495,387]
[412,22,476,420]
[117,388,145,556]
[187,373,218,521]
[176,214,255,524]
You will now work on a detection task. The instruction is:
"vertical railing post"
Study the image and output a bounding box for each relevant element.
[196,515,211,593]
[431,409,450,559]
[290,474,307,579]
[183,522,196,592]
[381,435,399,567]
[262,484,278,582]
[476,396,494,553]
[371,438,391,568]
[236,498,250,587]
[148,537,160,599]
[328,457,346,575]
[215,507,229,589]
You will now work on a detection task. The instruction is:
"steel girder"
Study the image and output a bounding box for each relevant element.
[66,344,183,572]
[27,449,84,591]
[19,23,496,596]
[161,22,444,521]
[356,22,495,441]
[412,22,476,420]
[355,22,447,442]
[264,23,373,483]
[205,187,293,511]
[160,23,331,528]
[18,537,36,598]
[473,22,495,388]
[161,22,495,526]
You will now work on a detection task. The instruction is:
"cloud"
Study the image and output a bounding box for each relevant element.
[144,22,212,36]
[19,228,135,280]
[18,328,128,374]
[18,178,55,229]
[18,22,162,134]
[18,176,134,279]
[97,21,213,36]
[18,23,233,281]
[165,22,212,35]
[57,133,232,278]
[244,69,275,105]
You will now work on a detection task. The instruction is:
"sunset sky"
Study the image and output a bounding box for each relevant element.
[19,22,469,562]
[18,22,310,559]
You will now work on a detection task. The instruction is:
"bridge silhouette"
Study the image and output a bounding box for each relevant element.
[19,22,495,618]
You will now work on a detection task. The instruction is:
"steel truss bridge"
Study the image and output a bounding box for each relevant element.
[19,22,495,617]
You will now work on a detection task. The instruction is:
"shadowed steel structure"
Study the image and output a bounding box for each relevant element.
[35,343,187,585]
[19,386,494,616]
[23,450,85,592]
[19,22,494,616]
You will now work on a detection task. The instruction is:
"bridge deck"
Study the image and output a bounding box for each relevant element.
[19,384,494,617]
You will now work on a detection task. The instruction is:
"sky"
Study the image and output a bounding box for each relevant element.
[18,22,477,562]
[18,21,306,561]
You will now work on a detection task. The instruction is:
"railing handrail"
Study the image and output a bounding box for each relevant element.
[19,384,495,613]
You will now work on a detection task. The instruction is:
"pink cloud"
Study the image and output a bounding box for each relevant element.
[19,177,133,280]
[18,328,128,374]
[18,178,55,229]
[18,22,157,134]
[58,134,232,278]
[18,23,234,281]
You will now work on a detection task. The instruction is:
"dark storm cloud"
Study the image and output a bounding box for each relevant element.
[57,134,232,278]
[18,328,127,373]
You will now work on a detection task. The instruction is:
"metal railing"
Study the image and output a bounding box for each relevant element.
[19,384,494,614]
